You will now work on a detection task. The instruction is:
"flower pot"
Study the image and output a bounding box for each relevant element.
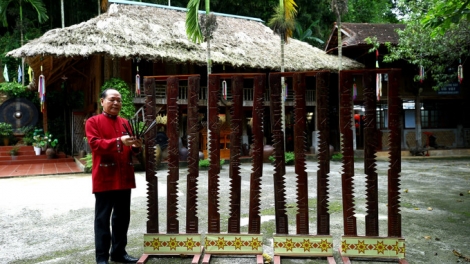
[34,146,41,155]
[46,148,57,159]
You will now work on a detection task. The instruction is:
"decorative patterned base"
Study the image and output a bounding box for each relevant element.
[204,233,264,254]
[273,235,334,256]
[143,234,202,255]
[340,236,405,259]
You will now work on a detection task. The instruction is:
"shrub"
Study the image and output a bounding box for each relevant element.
[331,153,343,161]
[81,153,93,173]
[269,152,295,164]
[199,159,225,168]
[101,78,135,119]
[0,122,13,137]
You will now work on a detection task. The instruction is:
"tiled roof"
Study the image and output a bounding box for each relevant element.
[325,23,405,53]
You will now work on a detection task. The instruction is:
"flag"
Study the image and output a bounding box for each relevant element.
[39,74,46,112]
[28,66,33,83]
[3,64,9,82]
[17,65,22,83]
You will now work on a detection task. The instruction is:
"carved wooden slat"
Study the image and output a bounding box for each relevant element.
[293,73,309,235]
[316,71,331,235]
[248,75,265,234]
[339,71,357,236]
[143,77,159,233]
[207,74,221,233]
[166,77,179,234]
[269,73,288,234]
[363,72,379,236]
[186,75,201,233]
[228,75,244,234]
[387,70,402,237]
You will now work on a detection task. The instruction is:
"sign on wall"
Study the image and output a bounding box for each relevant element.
[438,83,460,95]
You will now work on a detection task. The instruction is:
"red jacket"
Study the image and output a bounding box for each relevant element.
[85,113,138,193]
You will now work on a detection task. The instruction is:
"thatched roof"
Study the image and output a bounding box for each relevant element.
[7,2,363,71]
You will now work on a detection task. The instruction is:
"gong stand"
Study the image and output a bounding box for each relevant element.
[203,73,266,264]
[139,75,202,264]
[270,72,335,264]
[339,69,408,264]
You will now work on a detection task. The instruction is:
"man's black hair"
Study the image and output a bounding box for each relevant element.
[100,88,118,99]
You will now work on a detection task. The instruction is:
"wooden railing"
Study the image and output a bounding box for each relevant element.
[133,85,315,105]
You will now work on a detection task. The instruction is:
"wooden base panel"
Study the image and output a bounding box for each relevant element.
[204,233,264,254]
[273,235,334,257]
[143,233,202,255]
[340,236,406,262]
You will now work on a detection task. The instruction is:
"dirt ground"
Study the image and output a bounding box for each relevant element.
[0,157,469,264]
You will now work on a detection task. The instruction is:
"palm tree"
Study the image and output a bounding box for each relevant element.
[0,0,49,85]
[100,0,108,14]
[186,0,215,157]
[268,0,297,74]
[186,0,212,75]
[331,0,348,71]
[268,0,297,144]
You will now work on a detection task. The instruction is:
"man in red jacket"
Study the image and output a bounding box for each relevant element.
[85,88,142,264]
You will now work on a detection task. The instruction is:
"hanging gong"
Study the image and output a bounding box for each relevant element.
[0,98,39,132]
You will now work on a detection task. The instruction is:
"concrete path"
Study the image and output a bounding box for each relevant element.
[0,158,469,263]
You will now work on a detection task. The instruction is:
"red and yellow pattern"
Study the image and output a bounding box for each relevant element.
[340,236,405,259]
[144,234,202,254]
[273,235,333,256]
[204,234,264,254]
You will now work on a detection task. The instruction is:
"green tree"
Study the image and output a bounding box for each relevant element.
[0,0,48,84]
[343,0,398,23]
[293,20,324,46]
[268,0,297,148]
[268,0,297,73]
[385,0,470,90]
[422,0,470,35]
[185,0,215,157]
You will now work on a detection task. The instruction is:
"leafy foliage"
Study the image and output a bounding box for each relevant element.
[294,21,324,45]
[198,158,224,167]
[185,0,204,43]
[268,0,298,42]
[0,81,29,97]
[100,78,135,119]
[0,122,13,137]
[81,153,93,173]
[269,151,295,164]
[385,0,470,90]
[343,0,398,23]
[422,0,470,36]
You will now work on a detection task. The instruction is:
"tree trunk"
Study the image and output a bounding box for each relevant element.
[61,0,65,28]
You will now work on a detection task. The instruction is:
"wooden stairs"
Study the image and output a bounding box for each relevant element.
[0,146,75,166]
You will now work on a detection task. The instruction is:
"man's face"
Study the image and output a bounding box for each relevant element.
[101,89,122,116]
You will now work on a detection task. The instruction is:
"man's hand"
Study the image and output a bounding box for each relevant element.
[120,135,143,148]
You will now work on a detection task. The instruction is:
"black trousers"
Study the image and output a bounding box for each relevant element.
[94,189,131,262]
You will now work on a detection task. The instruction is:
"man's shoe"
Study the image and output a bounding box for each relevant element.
[96,261,108,264]
[110,254,138,263]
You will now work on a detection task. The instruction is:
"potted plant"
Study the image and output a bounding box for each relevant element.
[44,132,59,159]
[10,146,19,160]
[0,122,13,146]
[32,128,46,155]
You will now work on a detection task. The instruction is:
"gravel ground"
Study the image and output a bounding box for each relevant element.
[0,157,469,264]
